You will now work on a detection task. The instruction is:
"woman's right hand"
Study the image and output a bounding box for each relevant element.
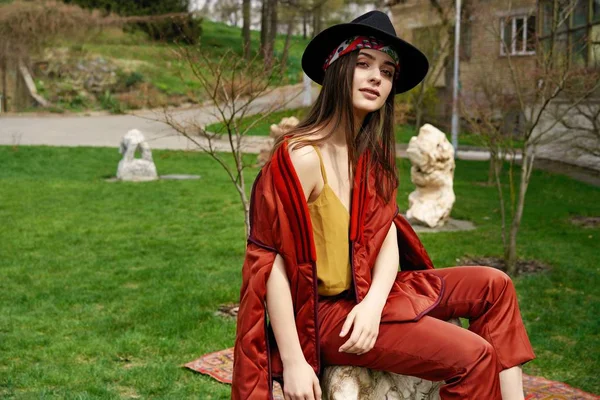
[266,252,321,400]
[282,359,322,400]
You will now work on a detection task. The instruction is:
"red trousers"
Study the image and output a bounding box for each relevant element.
[317,266,536,399]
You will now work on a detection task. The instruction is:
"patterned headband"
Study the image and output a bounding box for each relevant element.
[323,35,400,77]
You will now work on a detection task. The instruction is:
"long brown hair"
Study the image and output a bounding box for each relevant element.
[270,50,398,203]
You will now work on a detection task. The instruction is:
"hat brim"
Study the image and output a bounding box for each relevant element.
[302,23,429,95]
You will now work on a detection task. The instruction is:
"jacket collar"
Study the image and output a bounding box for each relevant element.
[270,138,372,264]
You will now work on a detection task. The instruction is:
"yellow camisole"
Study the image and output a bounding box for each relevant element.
[307,145,352,296]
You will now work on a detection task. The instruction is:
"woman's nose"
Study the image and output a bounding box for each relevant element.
[369,72,382,85]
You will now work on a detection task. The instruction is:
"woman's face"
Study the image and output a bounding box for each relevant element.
[352,48,396,118]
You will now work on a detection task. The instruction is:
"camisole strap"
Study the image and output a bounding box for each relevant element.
[312,145,328,184]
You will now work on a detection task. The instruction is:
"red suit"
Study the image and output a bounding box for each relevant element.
[232,139,535,399]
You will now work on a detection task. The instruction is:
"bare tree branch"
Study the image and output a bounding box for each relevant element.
[153,42,303,240]
[460,0,599,275]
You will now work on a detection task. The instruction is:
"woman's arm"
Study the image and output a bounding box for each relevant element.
[266,239,322,400]
[264,143,322,400]
[338,221,399,355]
[363,221,399,310]
[266,254,306,365]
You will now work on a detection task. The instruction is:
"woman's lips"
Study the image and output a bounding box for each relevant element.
[359,88,380,100]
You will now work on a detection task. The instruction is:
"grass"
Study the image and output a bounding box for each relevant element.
[206,107,312,136]
[393,123,512,147]
[78,20,310,98]
[206,106,511,147]
[0,145,599,397]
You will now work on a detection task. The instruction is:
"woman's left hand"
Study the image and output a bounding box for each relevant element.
[338,299,383,355]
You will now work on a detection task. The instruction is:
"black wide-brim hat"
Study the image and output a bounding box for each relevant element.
[301,10,429,95]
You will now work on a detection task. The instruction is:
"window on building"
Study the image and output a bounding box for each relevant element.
[539,0,600,68]
[500,14,537,56]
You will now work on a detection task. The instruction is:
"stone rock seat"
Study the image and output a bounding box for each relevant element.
[320,318,463,400]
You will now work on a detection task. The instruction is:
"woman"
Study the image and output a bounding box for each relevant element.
[232,10,536,400]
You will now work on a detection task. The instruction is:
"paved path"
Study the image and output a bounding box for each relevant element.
[0,81,515,161]
[0,84,318,151]
[3,84,599,186]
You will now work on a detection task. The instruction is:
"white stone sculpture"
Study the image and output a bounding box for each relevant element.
[270,116,300,138]
[257,116,300,166]
[321,318,462,400]
[116,129,158,182]
[406,124,456,228]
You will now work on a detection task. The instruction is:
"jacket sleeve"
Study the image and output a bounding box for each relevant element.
[232,241,276,400]
[232,169,280,400]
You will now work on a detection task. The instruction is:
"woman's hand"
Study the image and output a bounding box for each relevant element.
[339,221,398,355]
[338,299,383,355]
[282,359,322,400]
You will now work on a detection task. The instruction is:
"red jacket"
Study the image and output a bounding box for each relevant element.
[232,139,444,399]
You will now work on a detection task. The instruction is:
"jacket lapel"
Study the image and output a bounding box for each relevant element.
[350,147,371,243]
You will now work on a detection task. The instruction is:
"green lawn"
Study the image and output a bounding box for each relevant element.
[0,146,598,398]
[206,107,311,136]
[206,107,505,147]
[394,123,504,147]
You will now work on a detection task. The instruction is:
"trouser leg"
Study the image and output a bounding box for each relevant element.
[422,266,536,371]
[317,266,536,400]
[319,299,503,399]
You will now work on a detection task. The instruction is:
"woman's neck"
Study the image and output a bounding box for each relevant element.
[321,111,367,147]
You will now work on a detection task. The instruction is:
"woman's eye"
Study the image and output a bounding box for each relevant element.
[357,61,369,67]
[382,70,393,77]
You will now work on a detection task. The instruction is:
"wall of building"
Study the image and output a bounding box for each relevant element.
[532,101,600,171]
[391,0,600,169]
[461,1,537,103]
[391,0,538,133]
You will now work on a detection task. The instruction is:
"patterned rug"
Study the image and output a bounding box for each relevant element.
[184,348,599,400]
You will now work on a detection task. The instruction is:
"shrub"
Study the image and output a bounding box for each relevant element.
[63,0,190,18]
[394,84,441,127]
[63,0,201,44]
[135,14,202,45]
[98,90,124,114]
[114,70,144,91]
[115,82,169,109]
[125,71,144,88]
[393,99,411,126]
[69,92,91,109]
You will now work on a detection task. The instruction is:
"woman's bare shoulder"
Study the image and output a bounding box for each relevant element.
[287,140,320,200]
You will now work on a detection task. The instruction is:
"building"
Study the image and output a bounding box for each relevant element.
[390,0,600,169]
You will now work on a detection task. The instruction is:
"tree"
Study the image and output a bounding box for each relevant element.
[460,0,600,276]
[267,0,278,69]
[279,4,297,72]
[62,0,191,16]
[0,0,198,111]
[312,1,322,36]
[62,0,200,44]
[159,44,302,239]
[242,0,251,59]
[402,0,474,132]
[311,0,345,37]
[0,0,108,111]
[282,0,330,39]
[277,0,335,72]
[260,0,271,61]
[258,0,280,70]
[215,0,240,26]
[541,70,600,168]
